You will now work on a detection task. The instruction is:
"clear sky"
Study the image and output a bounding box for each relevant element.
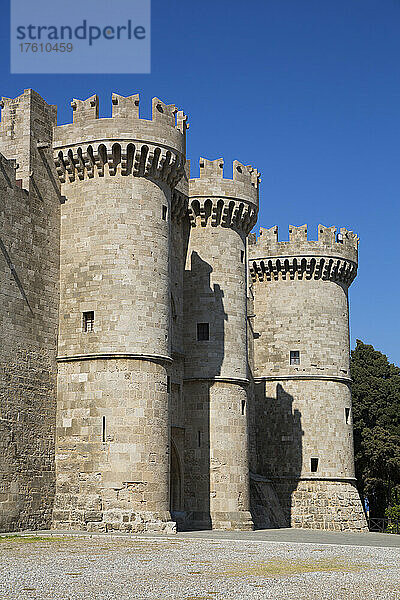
[1,0,399,365]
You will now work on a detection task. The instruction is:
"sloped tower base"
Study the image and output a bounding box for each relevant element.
[273,479,368,532]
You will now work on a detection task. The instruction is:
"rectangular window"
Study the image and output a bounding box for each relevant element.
[310,457,318,473]
[83,311,94,332]
[162,205,168,220]
[197,322,209,341]
[290,350,300,365]
[345,407,350,424]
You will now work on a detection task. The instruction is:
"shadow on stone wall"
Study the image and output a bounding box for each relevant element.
[181,250,227,530]
[252,381,303,527]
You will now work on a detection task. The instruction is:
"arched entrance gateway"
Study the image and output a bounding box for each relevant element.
[170,440,183,513]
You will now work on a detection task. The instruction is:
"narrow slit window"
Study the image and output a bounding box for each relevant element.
[83,311,94,333]
[167,376,171,393]
[171,294,177,321]
[162,205,168,220]
[197,322,209,341]
[102,416,106,443]
[241,400,246,415]
[198,431,201,447]
[310,457,318,473]
[240,250,245,263]
[345,407,350,424]
[290,350,300,365]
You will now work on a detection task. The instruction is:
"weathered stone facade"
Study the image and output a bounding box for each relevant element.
[0,90,60,531]
[0,90,367,533]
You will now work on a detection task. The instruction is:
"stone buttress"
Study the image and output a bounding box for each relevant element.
[249,225,368,531]
[52,93,188,532]
[183,158,259,530]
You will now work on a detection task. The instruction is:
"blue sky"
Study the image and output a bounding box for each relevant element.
[1,0,399,365]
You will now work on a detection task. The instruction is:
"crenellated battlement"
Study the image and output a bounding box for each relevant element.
[70,94,99,123]
[191,158,260,199]
[65,92,188,131]
[188,158,260,233]
[196,157,260,188]
[52,93,188,188]
[248,224,358,285]
[249,224,358,260]
[112,93,139,119]
[54,93,188,153]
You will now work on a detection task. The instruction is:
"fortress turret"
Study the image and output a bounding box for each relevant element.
[249,224,367,531]
[183,158,259,530]
[53,93,188,533]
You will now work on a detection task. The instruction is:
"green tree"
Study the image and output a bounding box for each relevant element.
[350,340,400,517]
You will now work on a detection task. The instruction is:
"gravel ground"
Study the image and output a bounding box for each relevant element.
[0,533,399,599]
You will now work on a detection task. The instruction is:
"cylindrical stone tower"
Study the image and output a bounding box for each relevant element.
[249,224,367,531]
[184,158,259,530]
[52,93,188,532]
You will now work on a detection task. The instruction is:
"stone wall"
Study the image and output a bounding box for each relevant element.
[0,90,60,532]
[53,358,173,532]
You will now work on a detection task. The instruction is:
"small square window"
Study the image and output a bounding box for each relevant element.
[197,322,209,341]
[310,457,319,472]
[83,311,94,332]
[290,350,300,365]
[162,205,168,220]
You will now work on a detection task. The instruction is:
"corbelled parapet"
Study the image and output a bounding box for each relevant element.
[249,224,359,285]
[188,158,260,233]
[53,93,188,189]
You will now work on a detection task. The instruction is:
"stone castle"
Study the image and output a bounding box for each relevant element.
[0,89,367,533]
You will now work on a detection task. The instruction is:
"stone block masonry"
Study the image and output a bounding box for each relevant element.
[0,90,60,531]
[0,90,367,533]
